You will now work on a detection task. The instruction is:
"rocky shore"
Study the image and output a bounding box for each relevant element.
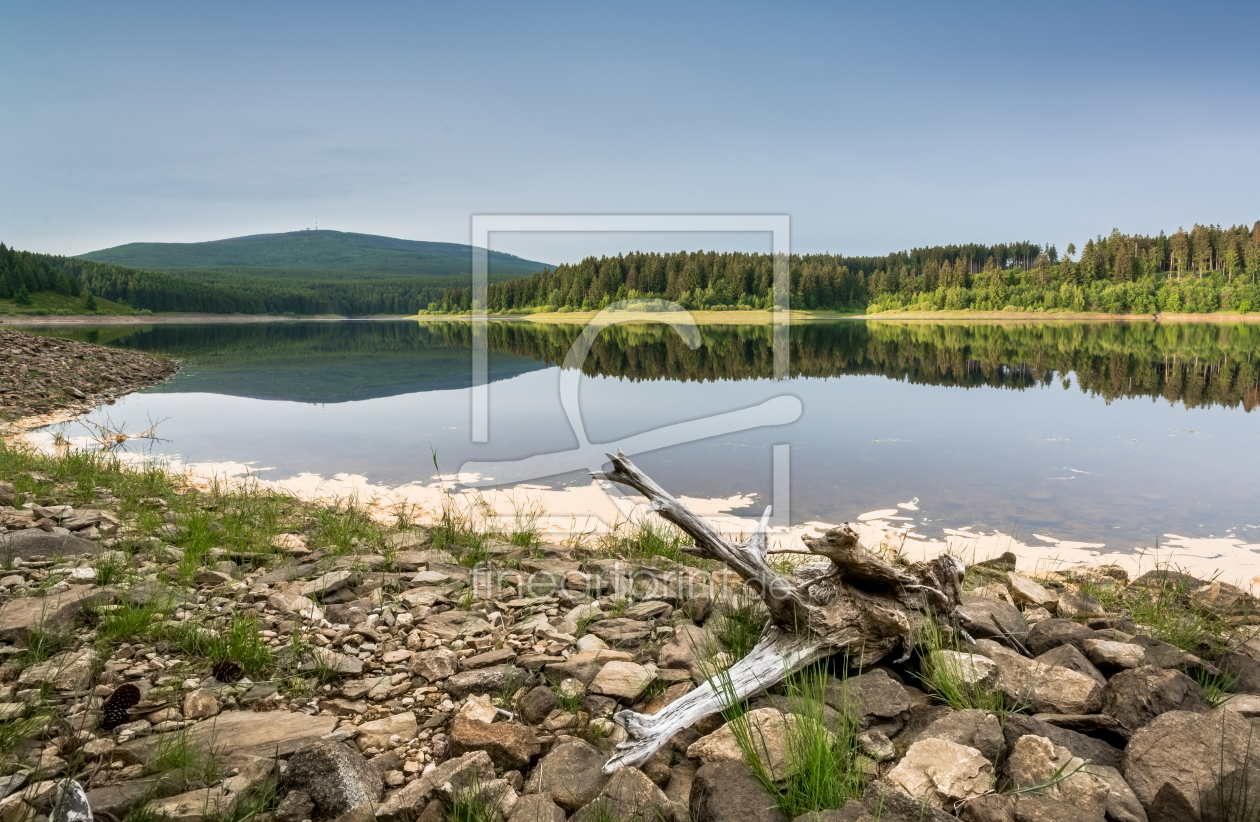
[0,328,179,425]
[0,332,1258,822]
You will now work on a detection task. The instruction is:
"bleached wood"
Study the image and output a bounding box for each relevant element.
[593,450,967,773]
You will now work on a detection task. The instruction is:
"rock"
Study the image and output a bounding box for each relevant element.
[1219,693,1260,717]
[1219,637,1260,694]
[274,790,315,822]
[509,794,566,822]
[1081,764,1148,822]
[193,569,233,587]
[0,585,106,642]
[302,647,364,675]
[932,651,999,688]
[283,740,383,818]
[957,595,1028,644]
[1034,643,1106,687]
[294,569,354,598]
[1006,735,1109,821]
[1030,714,1131,749]
[389,532,432,550]
[885,738,993,810]
[1081,639,1147,672]
[1056,589,1105,619]
[857,729,895,762]
[527,737,611,812]
[570,768,672,822]
[520,686,559,725]
[545,649,635,686]
[1188,580,1257,617]
[411,648,459,681]
[1122,709,1260,822]
[462,648,518,670]
[119,710,338,760]
[981,642,1103,714]
[423,610,493,640]
[18,648,98,692]
[1099,667,1209,731]
[357,712,418,751]
[588,618,653,647]
[916,709,1005,761]
[862,780,955,821]
[1003,714,1123,771]
[664,760,697,822]
[688,708,809,781]
[445,666,527,699]
[376,751,495,822]
[659,624,709,669]
[459,694,499,724]
[1007,573,1059,609]
[436,778,518,822]
[0,529,97,561]
[147,787,234,822]
[181,689,219,720]
[267,590,324,622]
[590,661,654,702]
[842,669,911,733]
[449,717,541,770]
[690,761,787,822]
[1027,619,1099,656]
[271,533,309,553]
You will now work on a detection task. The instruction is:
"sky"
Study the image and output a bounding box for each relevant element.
[2,1,1258,264]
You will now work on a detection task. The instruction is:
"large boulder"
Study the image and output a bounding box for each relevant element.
[526,737,611,812]
[690,761,786,822]
[282,741,383,818]
[839,669,911,735]
[1099,667,1209,732]
[885,738,993,810]
[1034,643,1106,687]
[1218,637,1260,694]
[0,529,96,560]
[1122,709,1260,822]
[0,584,108,642]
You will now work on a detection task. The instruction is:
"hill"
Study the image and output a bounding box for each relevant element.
[79,230,550,280]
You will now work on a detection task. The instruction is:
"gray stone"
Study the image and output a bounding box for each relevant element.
[1122,709,1260,822]
[980,641,1102,714]
[690,761,787,822]
[885,738,993,810]
[570,767,672,822]
[356,712,418,751]
[1100,667,1209,731]
[282,740,383,818]
[1056,590,1106,620]
[411,648,459,681]
[444,666,526,699]
[1219,637,1260,694]
[1005,735,1108,821]
[957,595,1029,644]
[0,529,96,560]
[1002,714,1123,771]
[181,689,219,720]
[1081,764,1147,822]
[18,648,98,692]
[274,790,314,822]
[587,617,653,647]
[449,717,541,770]
[1027,619,1099,657]
[1006,573,1059,609]
[860,780,956,822]
[1035,643,1106,687]
[687,709,802,781]
[520,686,559,725]
[120,709,338,760]
[0,584,108,642]
[422,610,492,640]
[1081,639,1147,671]
[916,709,1004,761]
[590,661,654,702]
[508,794,566,822]
[527,737,611,812]
[376,751,495,822]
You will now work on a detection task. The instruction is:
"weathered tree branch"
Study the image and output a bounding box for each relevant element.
[594,450,967,773]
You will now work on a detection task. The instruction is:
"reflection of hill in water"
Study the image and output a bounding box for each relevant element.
[34,319,1260,410]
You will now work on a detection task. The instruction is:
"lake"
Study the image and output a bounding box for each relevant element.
[20,318,1260,575]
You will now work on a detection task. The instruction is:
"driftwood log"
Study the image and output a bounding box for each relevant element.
[593,451,967,773]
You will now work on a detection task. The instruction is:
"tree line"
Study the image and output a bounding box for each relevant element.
[426,221,1260,315]
[1,245,455,315]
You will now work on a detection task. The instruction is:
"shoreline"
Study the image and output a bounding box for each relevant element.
[4,308,1260,327]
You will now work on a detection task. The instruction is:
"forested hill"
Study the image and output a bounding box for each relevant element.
[430,221,1260,316]
[79,230,549,280]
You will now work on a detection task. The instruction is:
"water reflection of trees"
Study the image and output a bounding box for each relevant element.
[37,319,1260,412]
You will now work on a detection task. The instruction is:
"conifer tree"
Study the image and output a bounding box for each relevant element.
[84,291,98,312]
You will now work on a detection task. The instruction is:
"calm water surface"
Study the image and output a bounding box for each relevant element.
[23,319,1260,550]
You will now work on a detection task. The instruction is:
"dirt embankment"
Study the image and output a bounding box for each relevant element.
[0,328,179,425]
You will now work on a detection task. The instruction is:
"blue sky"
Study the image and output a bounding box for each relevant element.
[2,1,1257,263]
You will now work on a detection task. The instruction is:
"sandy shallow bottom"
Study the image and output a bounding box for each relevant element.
[38,442,1252,596]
